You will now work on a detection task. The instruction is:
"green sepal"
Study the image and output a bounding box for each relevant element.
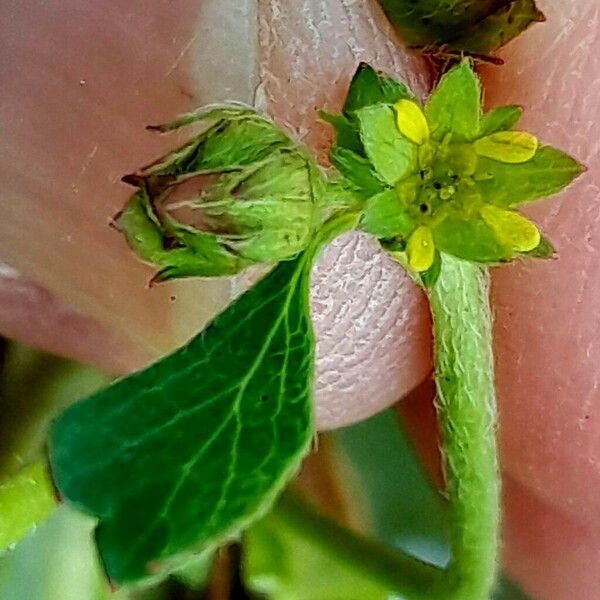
[356,104,417,185]
[419,251,442,288]
[343,63,412,113]
[198,152,320,264]
[475,146,585,207]
[115,191,246,282]
[444,0,545,57]
[432,214,513,263]
[132,107,293,184]
[479,105,523,136]
[360,189,415,239]
[319,178,365,220]
[320,64,415,197]
[523,234,555,259]
[329,145,386,197]
[49,253,316,585]
[318,112,363,155]
[147,105,257,133]
[377,0,544,55]
[425,61,481,141]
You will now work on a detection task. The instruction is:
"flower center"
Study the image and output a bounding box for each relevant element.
[398,139,481,221]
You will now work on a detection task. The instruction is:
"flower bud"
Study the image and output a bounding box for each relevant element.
[116,106,323,282]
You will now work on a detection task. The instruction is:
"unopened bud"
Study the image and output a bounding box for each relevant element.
[116,106,323,282]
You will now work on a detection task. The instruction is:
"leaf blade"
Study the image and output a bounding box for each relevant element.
[49,255,316,584]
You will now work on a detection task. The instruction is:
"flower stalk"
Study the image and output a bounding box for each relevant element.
[429,255,499,600]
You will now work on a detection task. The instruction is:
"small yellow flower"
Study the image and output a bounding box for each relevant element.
[394,100,430,145]
[328,62,583,284]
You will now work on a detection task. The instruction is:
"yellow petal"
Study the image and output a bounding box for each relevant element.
[474,131,538,163]
[394,99,429,145]
[406,226,435,271]
[480,204,541,251]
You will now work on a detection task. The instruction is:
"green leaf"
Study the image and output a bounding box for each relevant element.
[360,189,415,239]
[343,63,412,113]
[377,0,544,55]
[0,507,111,600]
[475,146,585,207]
[479,105,523,136]
[0,462,55,552]
[329,146,386,197]
[0,343,109,554]
[433,214,512,263]
[49,254,316,584]
[0,343,110,480]
[332,410,449,563]
[356,105,417,185]
[425,61,481,141]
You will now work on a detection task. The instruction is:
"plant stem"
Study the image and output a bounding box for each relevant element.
[428,254,500,600]
[273,491,444,600]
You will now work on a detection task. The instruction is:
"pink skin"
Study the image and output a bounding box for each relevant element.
[0,1,598,597]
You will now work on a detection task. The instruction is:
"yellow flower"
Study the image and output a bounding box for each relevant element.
[328,62,583,285]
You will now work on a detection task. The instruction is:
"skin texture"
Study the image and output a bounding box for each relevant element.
[0,1,598,598]
[482,2,600,597]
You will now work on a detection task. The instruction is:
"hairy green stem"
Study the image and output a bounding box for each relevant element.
[269,253,500,600]
[270,254,500,600]
[428,254,500,599]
